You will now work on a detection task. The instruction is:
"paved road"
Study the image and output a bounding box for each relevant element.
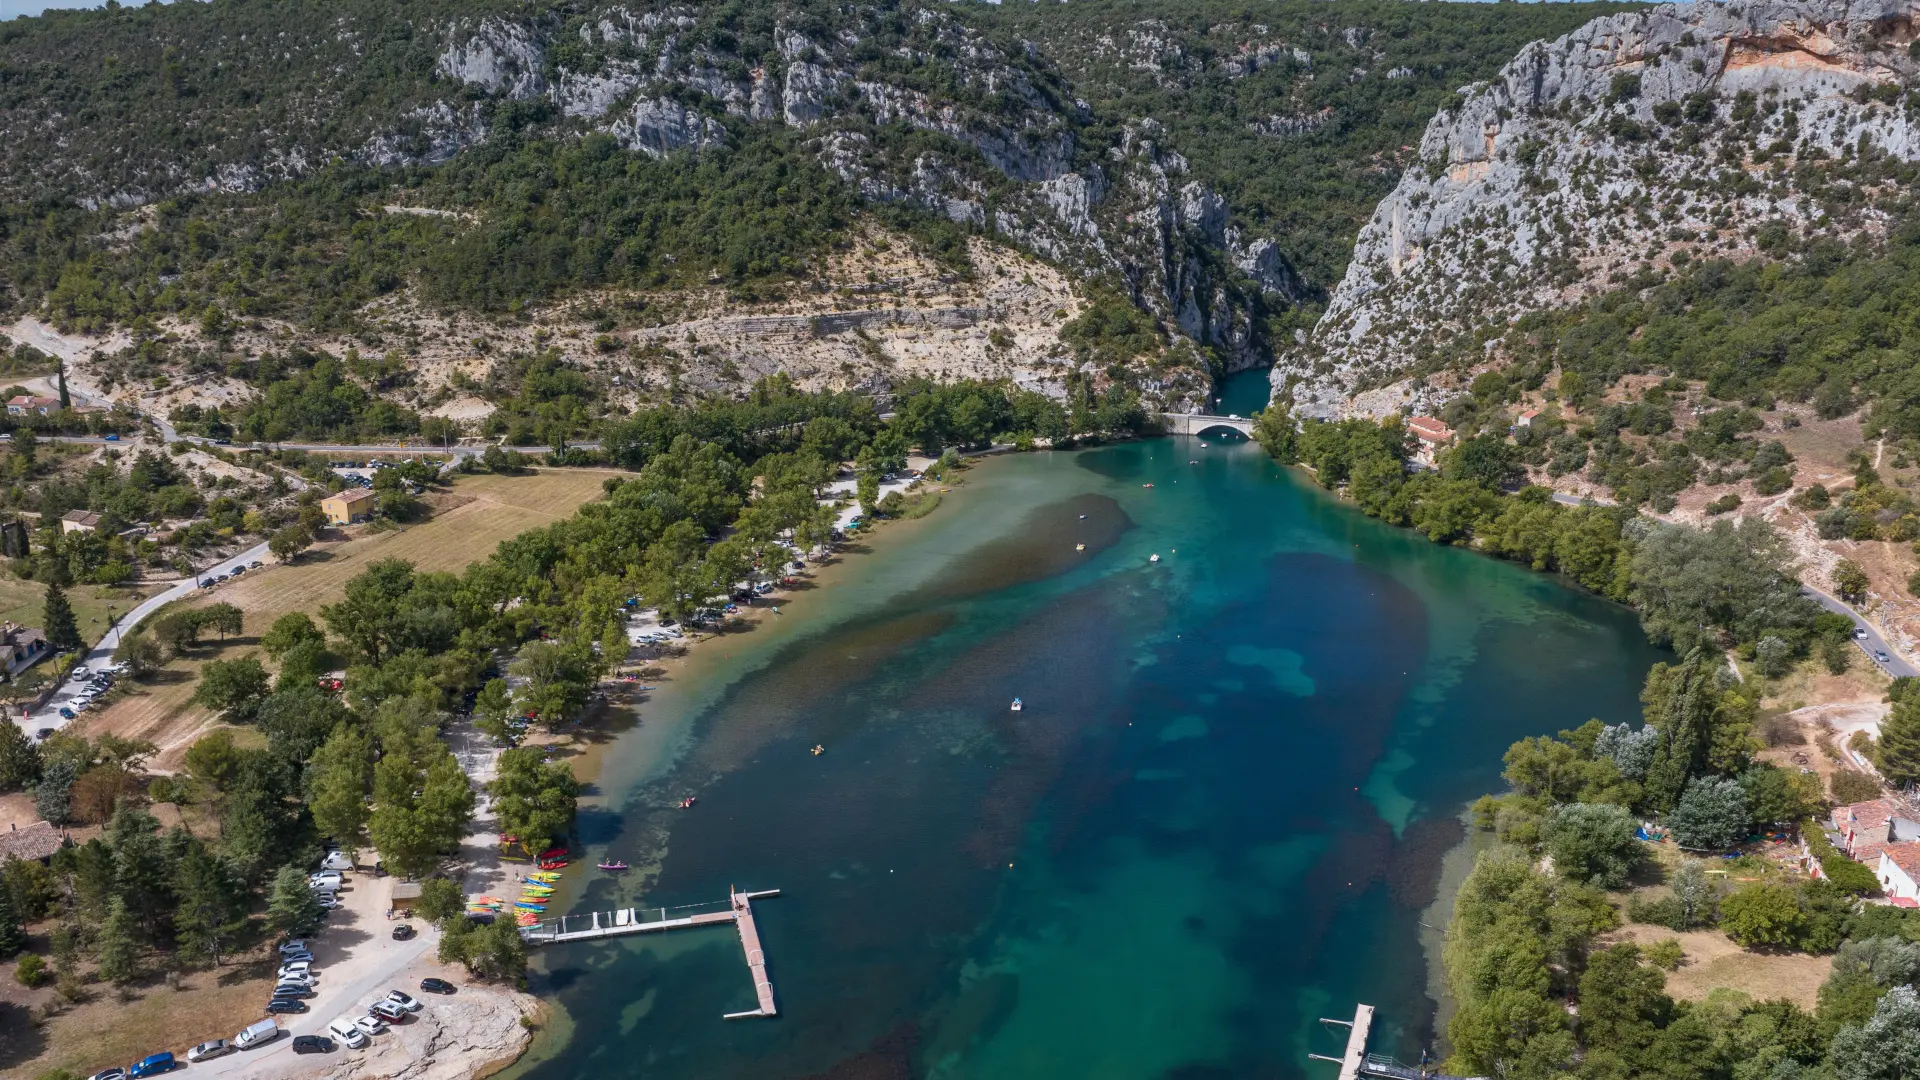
[1803,584,1920,679]
[17,540,271,736]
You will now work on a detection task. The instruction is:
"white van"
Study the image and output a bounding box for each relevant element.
[327,1017,370,1049]
[235,1019,282,1049]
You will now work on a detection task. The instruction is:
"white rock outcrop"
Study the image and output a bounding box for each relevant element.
[1281,0,1920,417]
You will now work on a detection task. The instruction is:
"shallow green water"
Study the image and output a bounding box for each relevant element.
[518,439,1663,1080]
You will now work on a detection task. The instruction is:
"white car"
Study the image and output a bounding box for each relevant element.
[277,961,314,979]
[327,1018,370,1049]
[383,990,423,1013]
[308,871,343,889]
[353,1014,388,1036]
[69,667,89,681]
[319,851,353,871]
[278,939,311,955]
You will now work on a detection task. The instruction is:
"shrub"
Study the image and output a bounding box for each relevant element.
[15,953,47,987]
[1832,770,1882,804]
[1719,882,1808,948]
[1705,493,1742,515]
[1644,938,1685,971]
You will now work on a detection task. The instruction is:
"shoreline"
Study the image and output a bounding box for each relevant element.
[492,469,982,1079]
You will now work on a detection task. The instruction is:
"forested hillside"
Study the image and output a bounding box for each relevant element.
[0,0,1623,398]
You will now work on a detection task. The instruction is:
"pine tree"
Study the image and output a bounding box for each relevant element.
[43,583,81,653]
[0,886,26,960]
[1879,700,1920,789]
[307,724,372,846]
[173,844,244,967]
[0,718,42,791]
[95,896,138,984]
[265,865,320,937]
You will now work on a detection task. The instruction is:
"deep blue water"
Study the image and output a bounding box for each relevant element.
[513,439,1664,1080]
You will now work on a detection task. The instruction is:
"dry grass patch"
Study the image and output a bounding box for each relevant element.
[0,575,162,649]
[1609,923,1832,1011]
[12,963,278,1078]
[73,470,609,761]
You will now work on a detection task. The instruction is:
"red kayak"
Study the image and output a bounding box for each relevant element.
[539,847,569,860]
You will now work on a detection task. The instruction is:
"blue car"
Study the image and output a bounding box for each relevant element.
[129,1053,174,1078]
[104,434,119,442]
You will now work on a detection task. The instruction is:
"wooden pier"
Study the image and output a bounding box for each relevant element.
[520,888,782,1019]
[1308,1003,1484,1080]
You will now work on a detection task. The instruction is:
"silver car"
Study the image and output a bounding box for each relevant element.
[187,1040,234,1063]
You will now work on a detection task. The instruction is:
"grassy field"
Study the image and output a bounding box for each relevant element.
[0,575,164,653]
[74,469,612,767]
[1609,923,1833,1010]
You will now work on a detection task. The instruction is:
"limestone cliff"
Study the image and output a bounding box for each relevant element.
[1280,0,1920,417]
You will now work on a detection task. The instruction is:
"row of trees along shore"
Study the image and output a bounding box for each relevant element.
[0,376,1148,999]
[1253,405,1920,1079]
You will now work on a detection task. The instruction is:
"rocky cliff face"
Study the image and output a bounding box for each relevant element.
[415,6,1296,375]
[1280,0,1920,417]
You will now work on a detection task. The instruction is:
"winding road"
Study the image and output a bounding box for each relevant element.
[1801,584,1919,679]
[18,541,271,736]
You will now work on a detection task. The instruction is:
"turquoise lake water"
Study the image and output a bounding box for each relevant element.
[513,431,1663,1080]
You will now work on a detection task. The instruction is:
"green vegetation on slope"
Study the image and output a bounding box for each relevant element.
[991,0,1632,295]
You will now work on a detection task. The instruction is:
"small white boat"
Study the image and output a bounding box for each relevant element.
[1149,554,1160,563]
[1010,698,1023,712]
[1075,543,1085,551]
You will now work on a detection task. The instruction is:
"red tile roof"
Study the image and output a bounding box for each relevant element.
[1407,416,1453,442]
[1884,842,1920,882]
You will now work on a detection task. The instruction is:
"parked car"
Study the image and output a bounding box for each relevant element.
[315,894,342,910]
[319,851,353,871]
[291,1036,334,1054]
[58,707,75,719]
[127,1054,174,1079]
[235,1019,282,1049]
[34,727,54,740]
[272,983,316,999]
[368,999,407,1022]
[420,977,456,994]
[279,949,312,963]
[308,871,343,889]
[277,962,314,980]
[275,973,316,990]
[391,923,415,941]
[354,1014,388,1037]
[328,1018,370,1049]
[69,666,89,681]
[87,1070,124,1080]
[249,560,263,569]
[277,938,310,954]
[185,1040,233,1063]
[266,998,309,1014]
[384,990,423,1013]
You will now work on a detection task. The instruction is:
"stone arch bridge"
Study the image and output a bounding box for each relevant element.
[1161,413,1255,438]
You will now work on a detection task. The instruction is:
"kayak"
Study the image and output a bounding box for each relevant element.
[597,861,628,871]
[513,902,548,912]
[528,871,562,882]
[539,847,569,860]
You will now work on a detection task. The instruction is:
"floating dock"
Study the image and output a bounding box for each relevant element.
[1308,1003,1483,1080]
[521,888,782,1019]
